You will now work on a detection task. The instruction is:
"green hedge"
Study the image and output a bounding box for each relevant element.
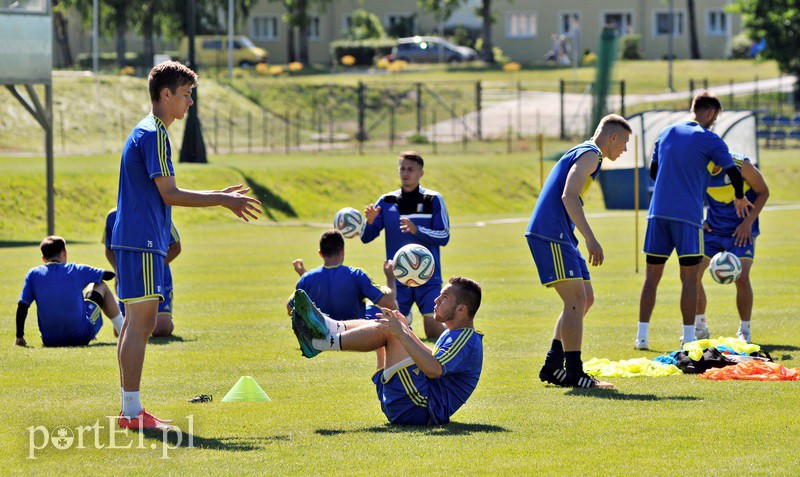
[330,39,396,66]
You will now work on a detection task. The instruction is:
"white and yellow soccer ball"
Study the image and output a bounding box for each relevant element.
[709,251,742,284]
[333,207,366,238]
[392,244,435,287]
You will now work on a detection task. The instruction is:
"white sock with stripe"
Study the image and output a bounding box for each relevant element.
[324,316,346,334]
[312,334,342,351]
[122,391,143,419]
[695,314,708,331]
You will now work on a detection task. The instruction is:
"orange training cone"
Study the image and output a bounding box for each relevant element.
[221,376,272,402]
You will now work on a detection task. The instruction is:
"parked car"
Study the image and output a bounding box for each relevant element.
[388,36,478,63]
[179,35,267,68]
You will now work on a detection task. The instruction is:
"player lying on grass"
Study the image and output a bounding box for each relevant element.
[15,236,124,347]
[291,276,483,425]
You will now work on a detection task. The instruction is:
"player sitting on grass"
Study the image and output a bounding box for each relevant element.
[291,276,483,425]
[287,229,398,323]
[15,236,124,347]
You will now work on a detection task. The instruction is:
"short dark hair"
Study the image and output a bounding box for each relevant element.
[398,151,424,168]
[148,61,198,103]
[40,236,66,260]
[319,229,345,257]
[448,276,482,318]
[691,91,722,113]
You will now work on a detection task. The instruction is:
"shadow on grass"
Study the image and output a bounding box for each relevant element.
[148,334,194,345]
[758,343,800,361]
[140,429,290,451]
[316,422,510,437]
[564,388,701,401]
[225,166,296,221]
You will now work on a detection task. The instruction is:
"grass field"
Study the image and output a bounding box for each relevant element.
[2,149,800,475]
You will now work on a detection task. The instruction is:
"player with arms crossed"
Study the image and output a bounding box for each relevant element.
[527,114,631,389]
[361,151,450,341]
[696,153,769,343]
[113,61,262,430]
[291,276,483,425]
[635,92,752,350]
[104,207,181,337]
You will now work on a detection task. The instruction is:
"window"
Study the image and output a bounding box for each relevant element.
[343,14,352,34]
[654,11,685,37]
[308,16,321,40]
[603,12,633,36]
[202,39,222,50]
[706,9,727,36]
[251,16,278,41]
[559,12,581,36]
[507,12,537,38]
[387,14,415,37]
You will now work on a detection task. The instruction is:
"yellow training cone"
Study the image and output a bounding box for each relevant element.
[221,376,272,402]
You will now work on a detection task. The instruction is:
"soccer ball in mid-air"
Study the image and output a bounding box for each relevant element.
[709,251,742,284]
[334,207,366,238]
[392,244,435,287]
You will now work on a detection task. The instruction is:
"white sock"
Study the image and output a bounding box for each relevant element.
[120,387,124,410]
[683,325,696,344]
[695,314,708,330]
[739,320,751,332]
[122,390,143,419]
[324,315,345,334]
[637,322,649,341]
[312,334,342,351]
[110,314,124,334]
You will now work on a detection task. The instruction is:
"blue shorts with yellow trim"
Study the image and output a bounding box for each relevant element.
[644,218,703,258]
[704,233,756,261]
[114,250,165,303]
[396,282,439,317]
[527,236,589,287]
[44,299,103,346]
[117,264,172,315]
[372,364,431,425]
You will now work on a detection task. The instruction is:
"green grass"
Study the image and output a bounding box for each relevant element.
[1,149,800,474]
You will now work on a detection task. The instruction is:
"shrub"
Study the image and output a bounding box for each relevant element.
[330,39,396,66]
[620,34,642,60]
[730,33,752,59]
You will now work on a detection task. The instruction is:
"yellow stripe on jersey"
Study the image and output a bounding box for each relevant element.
[397,368,427,407]
[579,175,595,202]
[550,242,565,280]
[707,182,752,204]
[437,328,474,366]
[157,127,171,177]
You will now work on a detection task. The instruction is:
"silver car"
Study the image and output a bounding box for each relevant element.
[390,36,478,63]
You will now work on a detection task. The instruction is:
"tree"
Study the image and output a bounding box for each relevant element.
[687,0,701,59]
[419,0,497,63]
[345,9,385,40]
[732,0,800,99]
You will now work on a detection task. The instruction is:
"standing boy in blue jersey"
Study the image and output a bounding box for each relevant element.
[113,61,262,430]
[103,207,181,337]
[15,236,124,347]
[696,153,769,343]
[527,114,631,389]
[361,151,450,341]
[291,276,483,425]
[636,92,752,350]
[287,229,397,323]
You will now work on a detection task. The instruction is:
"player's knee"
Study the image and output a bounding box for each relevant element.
[152,314,174,337]
[584,290,595,311]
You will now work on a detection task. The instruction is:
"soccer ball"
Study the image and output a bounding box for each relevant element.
[333,207,366,239]
[392,244,435,287]
[709,251,742,284]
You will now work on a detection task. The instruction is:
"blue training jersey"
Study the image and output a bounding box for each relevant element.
[19,262,105,345]
[361,186,450,286]
[111,116,175,257]
[103,207,179,249]
[648,121,735,228]
[426,327,484,424]
[295,265,385,320]
[526,141,602,246]
[706,153,760,237]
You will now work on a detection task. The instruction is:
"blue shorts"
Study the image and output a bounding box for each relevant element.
[396,282,440,317]
[644,218,704,258]
[45,298,103,346]
[372,365,431,425]
[704,233,756,261]
[114,250,165,303]
[118,264,172,315]
[527,236,590,286]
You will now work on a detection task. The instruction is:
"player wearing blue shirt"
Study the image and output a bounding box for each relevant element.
[526,114,630,389]
[114,61,262,431]
[696,153,769,343]
[287,230,398,322]
[15,236,124,347]
[103,208,181,336]
[636,92,753,350]
[361,151,450,341]
[291,276,483,425]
